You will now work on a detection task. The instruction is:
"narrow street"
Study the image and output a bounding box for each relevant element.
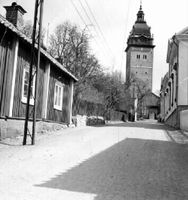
[1,120,188,200]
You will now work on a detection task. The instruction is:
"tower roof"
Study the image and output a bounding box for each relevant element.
[126,4,154,51]
[131,5,151,37]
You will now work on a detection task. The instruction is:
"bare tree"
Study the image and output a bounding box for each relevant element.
[49,22,133,118]
[49,22,103,114]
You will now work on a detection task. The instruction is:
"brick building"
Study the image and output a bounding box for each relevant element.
[125,4,155,90]
[125,4,159,120]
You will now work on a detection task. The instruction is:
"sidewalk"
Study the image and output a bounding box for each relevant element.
[166,128,188,144]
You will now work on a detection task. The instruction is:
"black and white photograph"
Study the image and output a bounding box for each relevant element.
[0,0,188,199]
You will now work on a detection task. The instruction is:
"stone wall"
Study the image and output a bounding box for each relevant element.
[72,115,105,127]
[165,109,178,128]
[72,115,87,127]
[165,105,188,129]
[0,119,68,140]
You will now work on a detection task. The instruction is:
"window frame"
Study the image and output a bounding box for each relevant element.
[136,54,140,59]
[54,82,64,111]
[21,67,35,105]
[143,55,147,59]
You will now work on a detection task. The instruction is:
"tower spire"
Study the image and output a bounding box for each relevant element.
[137,0,144,22]
[140,0,142,10]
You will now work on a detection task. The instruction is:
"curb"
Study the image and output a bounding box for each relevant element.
[165,129,176,143]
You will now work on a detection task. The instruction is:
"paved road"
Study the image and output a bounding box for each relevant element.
[1,120,188,200]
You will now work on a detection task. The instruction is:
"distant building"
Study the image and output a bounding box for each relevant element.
[160,72,169,122]
[138,92,160,119]
[125,4,158,120]
[160,27,188,128]
[0,2,77,136]
[125,4,155,90]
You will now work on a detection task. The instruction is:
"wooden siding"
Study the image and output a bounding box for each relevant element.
[12,41,45,118]
[0,32,14,116]
[47,66,71,123]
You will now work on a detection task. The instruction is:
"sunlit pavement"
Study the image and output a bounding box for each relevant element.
[1,120,188,200]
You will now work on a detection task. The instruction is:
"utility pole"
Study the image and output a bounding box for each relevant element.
[134,96,138,122]
[23,0,44,145]
[32,0,44,145]
[132,82,138,122]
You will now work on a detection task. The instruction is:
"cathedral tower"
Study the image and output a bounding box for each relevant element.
[125,4,155,91]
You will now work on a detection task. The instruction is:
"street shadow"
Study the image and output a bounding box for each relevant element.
[36,138,188,200]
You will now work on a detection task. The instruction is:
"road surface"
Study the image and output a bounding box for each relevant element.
[0,120,188,200]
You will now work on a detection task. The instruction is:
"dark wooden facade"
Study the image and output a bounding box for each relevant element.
[0,11,77,124]
[47,66,72,123]
[0,29,15,116]
[12,41,45,119]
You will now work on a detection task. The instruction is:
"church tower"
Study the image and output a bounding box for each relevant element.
[125,4,155,91]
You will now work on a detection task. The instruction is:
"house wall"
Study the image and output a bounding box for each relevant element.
[160,93,164,121]
[47,66,71,123]
[0,31,15,116]
[160,33,188,129]
[180,110,188,131]
[12,41,45,118]
[178,41,188,105]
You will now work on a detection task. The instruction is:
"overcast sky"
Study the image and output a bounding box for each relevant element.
[0,0,188,93]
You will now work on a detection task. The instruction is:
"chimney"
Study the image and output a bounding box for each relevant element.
[4,2,26,29]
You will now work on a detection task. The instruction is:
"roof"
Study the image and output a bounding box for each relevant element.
[126,6,154,51]
[177,26,188,35]
[166,26,188,63]
[142,92,160,107]
[130,6,151,37]
[0,14,78,82]
[131,22,151,37]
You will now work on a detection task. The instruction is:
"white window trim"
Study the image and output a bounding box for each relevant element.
[21,68,35,105]
[54,82,64,111]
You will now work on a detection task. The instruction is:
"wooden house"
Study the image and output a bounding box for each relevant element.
[0,2,77,126]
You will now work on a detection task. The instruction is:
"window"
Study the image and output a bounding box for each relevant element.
[21,68,35,105]
[136,54,140,59]
[54,82,64,110]
[143,55,147,59]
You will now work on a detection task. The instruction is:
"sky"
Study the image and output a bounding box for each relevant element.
[0,0,188,94]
